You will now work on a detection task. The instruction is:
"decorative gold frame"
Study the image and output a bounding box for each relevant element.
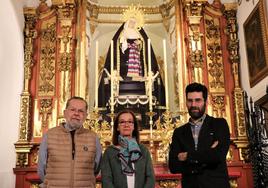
[243,0,268,87]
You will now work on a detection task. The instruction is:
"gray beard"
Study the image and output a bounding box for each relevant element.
[65,122,82,131]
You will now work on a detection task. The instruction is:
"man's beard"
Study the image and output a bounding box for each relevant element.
[188,105,206,120]
[69,122,82,130]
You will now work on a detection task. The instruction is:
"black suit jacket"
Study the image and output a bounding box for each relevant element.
[168,115,230,188]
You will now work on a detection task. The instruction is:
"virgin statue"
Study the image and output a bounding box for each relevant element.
[119,17,143,79]
[97,6,166,128]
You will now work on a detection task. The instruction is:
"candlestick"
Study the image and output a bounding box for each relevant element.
[110,40,114,112]
[95,41,99,110]
[163,39,169,110]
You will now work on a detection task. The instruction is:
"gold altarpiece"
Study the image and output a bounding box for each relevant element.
[14,0,253,188]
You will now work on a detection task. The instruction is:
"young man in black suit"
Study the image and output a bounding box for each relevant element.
[169,82,230,188]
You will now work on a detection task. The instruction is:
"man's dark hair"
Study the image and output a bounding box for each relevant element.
[185,82,208,101]
[65,96,88,110]
[112,109,140,145]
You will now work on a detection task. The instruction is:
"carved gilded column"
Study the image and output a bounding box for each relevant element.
[57,3,76,116]
[34,2,57,133]
[224,5,249,161]
[14,7,37,167]
[174,0,188,116]
[183,0,206,83]
[203,3,231,122]
[75,0,89,101]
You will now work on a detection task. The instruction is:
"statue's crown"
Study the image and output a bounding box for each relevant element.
[122,4,145,30]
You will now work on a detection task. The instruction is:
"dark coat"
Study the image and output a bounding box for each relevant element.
[101,144,155,188]
[168,115,231,188]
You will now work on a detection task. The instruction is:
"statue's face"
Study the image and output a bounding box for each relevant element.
[128,18,137,29]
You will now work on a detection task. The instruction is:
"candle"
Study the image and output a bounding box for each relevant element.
[110,40,114,112]
[150,118,153,139]
[148,39,152,74]
[148,39,152,111]
[95,41,99,110]
[111,40,114,72]
[191,38,196,51]
[163,39,169,110]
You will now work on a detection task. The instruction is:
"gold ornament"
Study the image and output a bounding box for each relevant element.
[122,4,145,30]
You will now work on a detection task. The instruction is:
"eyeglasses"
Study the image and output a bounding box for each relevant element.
[119,120,134,125]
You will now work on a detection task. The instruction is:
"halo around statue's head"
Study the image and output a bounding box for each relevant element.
[122,4,145,30]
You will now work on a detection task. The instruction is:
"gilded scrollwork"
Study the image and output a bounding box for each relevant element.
[14,8,38,169]
[18,96,31,141]
[190,50,203,68]
[205,16,225,90]
[32,151,38,165]
[85,112,112,148]
[59,53,72,71]
[159,179,180,188]
[41,23,56,42]
[226,147,234,162]
[234,90,247,137]
[230,179,238,188]
[205,19,220,39]
[23,9,37,81]
[240,147,251,163]
[39,98,53,127]
[223,6,249,161]
[18,9,37,142]
[211,94,226,117]
[154,111,182,162]
[58,25,72,72]
[57,4,76,115]
[30,184,40,188]
[16,153,28,167]
[172,53,180,106]
[184,1,204,16]
[224,7,247,139]
[224,9,240,64]
[57,4,75,20]
[15,143,33,167]
[184,1,205,83]
[39,22,56,96]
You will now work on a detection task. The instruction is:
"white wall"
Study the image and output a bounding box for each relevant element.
[0,0,24,187]
[237,0,268,101]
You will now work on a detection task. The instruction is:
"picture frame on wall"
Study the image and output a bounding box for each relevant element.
[243,0,268,87]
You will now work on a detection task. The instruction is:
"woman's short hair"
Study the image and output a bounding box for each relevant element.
[112,109,140,145]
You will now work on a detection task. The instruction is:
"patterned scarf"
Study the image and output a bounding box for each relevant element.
[118,135,142,175]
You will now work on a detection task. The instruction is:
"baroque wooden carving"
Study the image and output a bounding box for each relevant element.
[14,1,253,188]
